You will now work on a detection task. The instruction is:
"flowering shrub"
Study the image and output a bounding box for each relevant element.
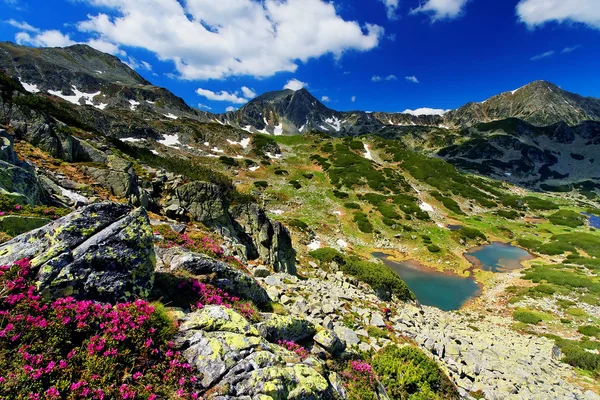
[0,259,201,399]
[341,360,378,400]
[0,194,69,220]
[179,279,258,321]
[153,225,250,273]
[277,340,309,360]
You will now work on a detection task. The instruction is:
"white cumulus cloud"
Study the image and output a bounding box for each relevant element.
[226,106,237,112]
[402,107,450,116]
[516,0,600,30]
[196,88,250,104]
[351,95,356,102]
[284,79,308,91]
[405,75,419,83]
[16,30,76,48]
[321,96,331,102]
[197,103,212,110]
[75,0,384,80]
[411,0,469,21]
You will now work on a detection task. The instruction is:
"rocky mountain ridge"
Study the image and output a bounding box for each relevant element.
[3,42,600,140]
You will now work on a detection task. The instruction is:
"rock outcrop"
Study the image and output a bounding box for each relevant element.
[0,129,47,205]
[175,306,333,400]
[0,202,155,302]
[167,181,297,275]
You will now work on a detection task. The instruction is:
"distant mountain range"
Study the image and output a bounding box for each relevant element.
[2,42,600,138]
[2,41,600,193]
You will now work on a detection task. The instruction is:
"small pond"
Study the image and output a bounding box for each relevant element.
[373,252,480,311]
[465,242,534,273]
[583,213,600,229]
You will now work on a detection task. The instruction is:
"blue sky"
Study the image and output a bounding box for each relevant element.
[1,0,599,114]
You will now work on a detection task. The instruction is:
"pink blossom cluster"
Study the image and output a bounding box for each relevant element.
[0,259,201,399]
[277,340,309,360]
[341,360,377,386]
[179,278,256,319]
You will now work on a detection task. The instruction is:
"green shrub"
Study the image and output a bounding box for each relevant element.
[578,325,600,338]
[333,190,350,199]
[309,247,345,265]
[342,257,413,301]
[548,210,586,228]
[344,202,361,210]
[288,219,309,231]
[302,173,314,180]
[289,180,302,189]
[353,212,374,233]
[496,210,520,220]
[274,169,289,176]
[253,181,269,189]
[513,309,543,324]
[219,156,239,167]
[428,245,441,253]
[458,227,487,241]
[430,192,465,215]
[372,345,458,400]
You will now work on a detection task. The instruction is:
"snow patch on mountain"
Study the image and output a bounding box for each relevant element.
[158,134,180,148]
[18,79,40,94]
[48,86,101,108]
[402,108,450,116]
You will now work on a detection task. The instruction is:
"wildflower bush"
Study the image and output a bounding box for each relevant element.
[341,360,378,400]
[153,225,248,272]
[277,340,309,360]
[0,259,201,399]
[150,273,259,322]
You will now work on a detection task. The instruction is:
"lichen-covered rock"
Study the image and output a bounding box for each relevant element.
[0,202,155,302]
[175,307,333,400]
[230,203,296,275]
[179,305,259,336]
[176,181,234,228]
[333,326,360,348]
[313,329,345,356]
[257,314,316,343]
[0,130,47,205]
[85,166,136,198]
[155,246,270,308]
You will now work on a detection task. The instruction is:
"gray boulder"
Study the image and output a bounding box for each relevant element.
[256,314,317,343]
[0,202,155,302]
[176,181,234,228]
[313,329,346,356]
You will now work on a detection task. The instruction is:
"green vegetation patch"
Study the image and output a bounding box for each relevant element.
[372,345,459,400]
[548,210,587,228]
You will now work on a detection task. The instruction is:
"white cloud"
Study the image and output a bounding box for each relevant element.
[372,74,397,82]
[562,45,581,53]
[198,103,212,110]
[140,61,153,71]
[411,0,469,21]
[405,75,419,83]
[530,50,555,61]
[75,0,384,80]
[86,38,127,56]
[241,86,257,98]
[380,0,399,19]
[284,78,308,91]
[226,106,237,112]
[5,19,39,32]
[321,95,330,102]
[196,88,249,104]
[351,95,356,102]
[402,108,450,116]
[16,30,76,48]
[516,0,600,30]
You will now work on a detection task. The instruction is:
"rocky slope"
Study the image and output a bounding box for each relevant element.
[439,118,600,191]
[446,81,600,127]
